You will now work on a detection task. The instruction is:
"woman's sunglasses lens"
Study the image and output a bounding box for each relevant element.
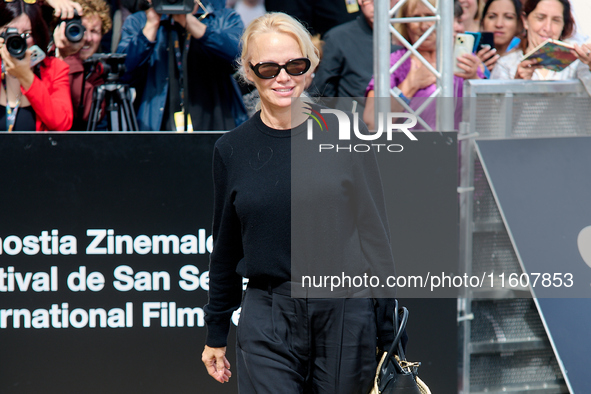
[252,58,311,79]
[286,59,309,75]
[257,63,280,78]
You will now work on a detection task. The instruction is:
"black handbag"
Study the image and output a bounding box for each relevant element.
[371,301,430,394]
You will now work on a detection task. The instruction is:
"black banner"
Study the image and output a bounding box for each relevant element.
[0,133,457,393]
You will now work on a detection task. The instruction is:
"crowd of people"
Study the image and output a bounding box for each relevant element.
[1,0,590,131]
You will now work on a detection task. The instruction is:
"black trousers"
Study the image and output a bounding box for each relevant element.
[236,283,377,394]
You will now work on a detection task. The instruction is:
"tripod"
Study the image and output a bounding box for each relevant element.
[87,82,139,131]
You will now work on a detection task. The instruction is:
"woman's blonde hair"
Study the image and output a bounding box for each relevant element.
[238,12,320,85]
[394,0,437,43]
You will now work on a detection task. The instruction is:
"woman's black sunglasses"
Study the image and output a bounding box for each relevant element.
[249,58,311,79]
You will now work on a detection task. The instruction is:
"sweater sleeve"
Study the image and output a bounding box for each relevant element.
[203,141,245,348]
[22,57,73,131]
[352,121,396,350]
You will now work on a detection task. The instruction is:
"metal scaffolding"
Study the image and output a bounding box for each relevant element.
[374,0,454,131]
[458,78,591,394]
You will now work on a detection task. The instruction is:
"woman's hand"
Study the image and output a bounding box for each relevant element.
[514,58,541,80]
[573,43,591,69]
[202,345,232,383]
[45,0,83,19]
[476,46,499,71]
[399,56,436,97]
[53,22,84,59]
[454,53,481,79]
[0,44,35,90]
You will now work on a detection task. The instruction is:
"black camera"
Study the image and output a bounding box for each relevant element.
[84,53,127,83]
[64,10,86,43]
[0,28,27,60]
[152,0,195,14]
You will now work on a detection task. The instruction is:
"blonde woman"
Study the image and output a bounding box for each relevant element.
[202,12,396,393]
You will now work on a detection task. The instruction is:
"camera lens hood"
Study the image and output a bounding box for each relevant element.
[64,10,86,43]
[1,28,27,60]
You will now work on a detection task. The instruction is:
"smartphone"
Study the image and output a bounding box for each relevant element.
[478,32,495,51]
[29,45,46,67]
[465,31,481,53]
[453,33,475,74]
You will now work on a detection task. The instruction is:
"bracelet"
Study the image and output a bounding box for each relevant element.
[393,87,411,105]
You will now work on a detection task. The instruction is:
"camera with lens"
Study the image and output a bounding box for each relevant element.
[0,28,27,60]
[64,10,86,43]
[83,53,127,83]
[152,0,195,14]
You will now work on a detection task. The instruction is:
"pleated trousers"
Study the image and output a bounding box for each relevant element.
[236,282,378,394]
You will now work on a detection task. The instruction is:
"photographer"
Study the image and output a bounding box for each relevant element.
[116,0,247,131]
[53,0,112,130]
[1,0,73,132]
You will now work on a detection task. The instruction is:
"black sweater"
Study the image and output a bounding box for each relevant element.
[204,109,395,349]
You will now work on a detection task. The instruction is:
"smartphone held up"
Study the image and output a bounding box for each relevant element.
[453,33,475,74]
[29,45,46,67]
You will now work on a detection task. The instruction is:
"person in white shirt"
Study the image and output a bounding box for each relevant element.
[491,0,591,80]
